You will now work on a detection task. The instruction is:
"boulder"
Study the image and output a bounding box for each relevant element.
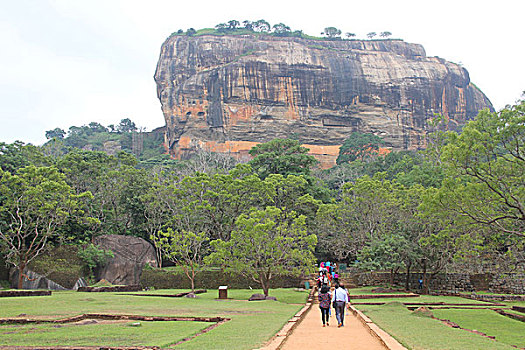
[9,269,67,290]
[94,234,157,285]
[248,293,277,301]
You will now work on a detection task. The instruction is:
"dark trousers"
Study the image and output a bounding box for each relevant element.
[320,307,330,324]
[335,301,346,325]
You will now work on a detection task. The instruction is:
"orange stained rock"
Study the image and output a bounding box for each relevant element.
[171,138,344,169]
[172,137,392,169]
[226,104,260,126]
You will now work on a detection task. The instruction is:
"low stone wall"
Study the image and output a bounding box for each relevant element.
[353,272,525,294]
[77,285,142,292]
[0,290,52,297]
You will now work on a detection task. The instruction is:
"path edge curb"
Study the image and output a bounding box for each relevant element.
[256,287,316,350]
[348,304,407,350]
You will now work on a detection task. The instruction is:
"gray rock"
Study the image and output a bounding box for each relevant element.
[94,234,157,285]
[9,269,67,290]
[248,293,266,301]
[73,277,88,290]
[248,293,277,301]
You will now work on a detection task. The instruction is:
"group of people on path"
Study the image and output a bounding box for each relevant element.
[316,262,349,328]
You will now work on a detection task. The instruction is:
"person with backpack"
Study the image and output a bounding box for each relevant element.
[318,284,331,327]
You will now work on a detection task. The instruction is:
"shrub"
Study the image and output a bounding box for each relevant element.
[29,245,84,289]
[140,268,304,289]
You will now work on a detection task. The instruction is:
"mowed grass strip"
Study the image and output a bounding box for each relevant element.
[0,321,207,347]
[432,308,525,348]
[0,288,307,349]
[357,302,517,350]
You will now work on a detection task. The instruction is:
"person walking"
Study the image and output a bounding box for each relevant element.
[318,284,331,327]
[331,283,348,327]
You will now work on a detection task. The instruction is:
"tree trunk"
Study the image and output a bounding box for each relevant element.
[260,276,269,296]
[190,267,195,292]
[422,259,428,294]
[405,261,412,291]
[389,268,394,286]
[17,262,26,290]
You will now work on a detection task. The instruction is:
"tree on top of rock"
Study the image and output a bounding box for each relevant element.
[227,20,240,29]
[253,19,270,33]
[336,132,385,164]
[323,27,342,39]
[380,31,392,38]
[249,139,318,179]
[272,23,291,36]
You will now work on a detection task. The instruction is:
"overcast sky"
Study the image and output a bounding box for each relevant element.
[1,0,523,145]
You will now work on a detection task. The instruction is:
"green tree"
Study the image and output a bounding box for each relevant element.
[323,27,342,38]
[253,19,270,33]
[215,23,228,32]
[431,102,525,237]
[227,20,240,29]
[152,229,209,291]
[249,139,318,179]
[207,206,317,296]
[357,233,407,285]
[336,132,385,164]
[367,32,377,39]
[45,128,66,140]
[116,118,137,133]
[345,32,356,39]
[56,150,149,242]
[0,141,48,173]
[0,166,89,288]
[380,31,392,38]
[272,23,291,36]
[242,20,253,31]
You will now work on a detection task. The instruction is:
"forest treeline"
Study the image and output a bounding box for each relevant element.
[0,101,523,293]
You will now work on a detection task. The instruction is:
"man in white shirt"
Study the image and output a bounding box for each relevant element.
[331,283,348,327]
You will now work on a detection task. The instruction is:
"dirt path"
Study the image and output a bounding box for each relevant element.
[281,296,387,349]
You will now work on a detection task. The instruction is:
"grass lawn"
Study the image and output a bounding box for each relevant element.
[350,287,525,350]
[358,302,517,350]
[0,288,308,349]
[347,286,413,295]
[432,308,525,348]
[0,321,207,348]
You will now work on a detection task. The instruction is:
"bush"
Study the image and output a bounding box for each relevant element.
[0,280,10,289]
[140,268,304,289]
[28,245,85,289]
[77,243,114,279]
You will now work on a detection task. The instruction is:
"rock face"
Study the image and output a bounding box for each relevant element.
[155,34,493,168]
[94,234,157,285]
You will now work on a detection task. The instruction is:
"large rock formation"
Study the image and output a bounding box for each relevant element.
[154,34,493,168]
[94,235,157,285]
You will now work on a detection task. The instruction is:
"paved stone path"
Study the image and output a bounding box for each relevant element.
[280,295,387,349]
